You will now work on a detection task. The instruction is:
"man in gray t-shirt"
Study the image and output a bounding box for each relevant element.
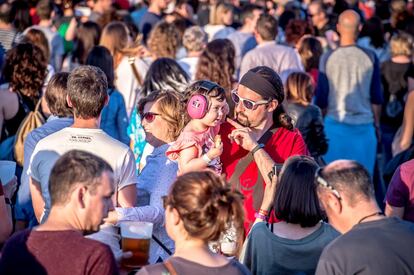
[315,10,383,175]
[315,160,414,275]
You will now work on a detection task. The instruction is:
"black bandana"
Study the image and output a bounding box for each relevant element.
[239,71,278,100]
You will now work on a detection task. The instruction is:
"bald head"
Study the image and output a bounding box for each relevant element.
[321,160,374,206]
[338,10,360,33]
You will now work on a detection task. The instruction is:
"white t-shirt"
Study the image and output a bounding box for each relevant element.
[29,127,138,221]
[178,56,199,80]
[115,56,151,117]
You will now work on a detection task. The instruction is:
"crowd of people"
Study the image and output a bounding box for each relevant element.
[0,0,414,274]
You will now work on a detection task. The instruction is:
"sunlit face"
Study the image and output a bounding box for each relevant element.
[200,97,228,127]
[142,100,173,146]
[251,9,263,29]
[100,0,112,11]
[157,0,171,10]
[234,84,271,128]
[308,4,322,26]
[83,171,114,234]
[223,10,234,26]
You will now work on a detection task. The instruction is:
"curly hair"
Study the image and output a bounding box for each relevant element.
[195,39,235,92]
[147,21,180,59]
[2,43,47,99]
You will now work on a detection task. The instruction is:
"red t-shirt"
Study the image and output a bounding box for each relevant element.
[0,229,119,275]
[220,122,309,232]
[386,159,414,222]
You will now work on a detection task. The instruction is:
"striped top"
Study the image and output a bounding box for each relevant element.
[0,29,22,52]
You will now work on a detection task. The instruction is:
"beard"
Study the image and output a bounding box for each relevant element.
[235,112,251,127]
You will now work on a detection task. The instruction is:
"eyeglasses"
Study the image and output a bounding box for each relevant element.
[231,90,270,110]
[314,167,341,200]
[141,112,161,123]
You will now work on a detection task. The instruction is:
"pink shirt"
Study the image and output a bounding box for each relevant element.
[386,159,414,222]
[166,125,221,175]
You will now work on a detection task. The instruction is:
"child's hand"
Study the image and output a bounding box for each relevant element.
[207,140,223,159]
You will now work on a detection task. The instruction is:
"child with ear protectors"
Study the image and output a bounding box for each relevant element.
[166,80,229,175]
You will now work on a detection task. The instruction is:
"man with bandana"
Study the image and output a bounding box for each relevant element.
[220,66,309,232]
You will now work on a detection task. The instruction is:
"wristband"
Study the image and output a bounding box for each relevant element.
[259,209,269,216]
[202,154,212,164]
[250,143,264,156]
[254,212,268,221]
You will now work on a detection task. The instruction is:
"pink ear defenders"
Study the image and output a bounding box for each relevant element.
[187,81,220,119]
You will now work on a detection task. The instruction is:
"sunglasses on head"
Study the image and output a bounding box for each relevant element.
[231,89,270,110]
[314,167,342,200]
[141,112,161,123]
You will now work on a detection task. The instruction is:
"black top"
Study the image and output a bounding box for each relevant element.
[380,61,414,127]
[316,217,414,275]
[1,93,35,142]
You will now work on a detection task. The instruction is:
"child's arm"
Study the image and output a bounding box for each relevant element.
[178,142,223,174]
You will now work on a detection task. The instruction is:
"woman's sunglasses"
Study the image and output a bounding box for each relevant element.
[141,112,161,123]
[231,90,270,110]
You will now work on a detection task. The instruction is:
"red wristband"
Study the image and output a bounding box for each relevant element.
[254,212,268,221]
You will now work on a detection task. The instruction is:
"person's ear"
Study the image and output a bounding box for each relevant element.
[267,99,278,112]
[171,207,181,226]
[327,192,342,215]
[67,95,73,108]
[76,186,88,209]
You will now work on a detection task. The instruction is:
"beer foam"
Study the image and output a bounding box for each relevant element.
[121,223,153,239]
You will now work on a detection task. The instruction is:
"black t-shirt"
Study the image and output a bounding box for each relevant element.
[316,217,414,275]
[380,61,414,127]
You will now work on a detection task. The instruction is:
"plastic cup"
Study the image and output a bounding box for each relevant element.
[0,161,16,185]
[120,221,153,268]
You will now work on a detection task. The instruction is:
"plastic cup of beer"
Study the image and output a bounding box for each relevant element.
[120,221,153,269]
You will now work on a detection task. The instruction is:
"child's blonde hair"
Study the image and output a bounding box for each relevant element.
[390,32,414,57]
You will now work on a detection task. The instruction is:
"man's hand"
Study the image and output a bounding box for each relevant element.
[227,118,258,152]
[260,169,278,212]
[103,210,119,225]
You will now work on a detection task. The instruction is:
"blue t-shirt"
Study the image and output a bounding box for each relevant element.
[138,11,162,44]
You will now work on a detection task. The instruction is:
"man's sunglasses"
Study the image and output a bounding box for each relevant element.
[314,167,341,200]
[231,90,270,110]
[141,112,161,123]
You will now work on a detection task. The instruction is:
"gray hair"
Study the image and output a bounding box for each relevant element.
[183,26,208,52]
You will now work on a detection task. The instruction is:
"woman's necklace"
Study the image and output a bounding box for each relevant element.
[357,212,384,224]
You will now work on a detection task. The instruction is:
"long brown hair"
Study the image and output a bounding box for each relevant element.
[285,72,314,105]
[100,21,142,69]
[195,39,235,92]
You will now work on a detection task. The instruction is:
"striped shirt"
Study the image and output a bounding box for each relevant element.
[0,29,22,52]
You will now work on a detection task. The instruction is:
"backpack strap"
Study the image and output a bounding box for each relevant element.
[152,234,173,255]
[163,259,178,275]
[128,56,143,86]
[228,126,278,189]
